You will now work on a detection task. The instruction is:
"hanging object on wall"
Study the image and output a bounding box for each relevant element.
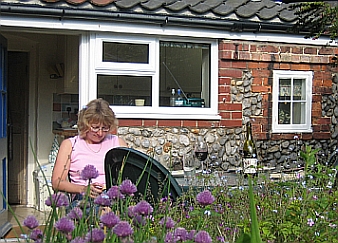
[47,63,64,79]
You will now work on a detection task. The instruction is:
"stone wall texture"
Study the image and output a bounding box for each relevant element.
[117,39,338,172]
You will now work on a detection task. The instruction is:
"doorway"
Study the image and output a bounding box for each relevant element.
[7,51,29,205]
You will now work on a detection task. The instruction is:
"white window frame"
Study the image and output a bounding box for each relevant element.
[272,70,313,133]
[87,33,220,120]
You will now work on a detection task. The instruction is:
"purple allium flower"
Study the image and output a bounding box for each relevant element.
[164,232,174,243]
[132,215,146,227]
[94,194,111,206]
[128,206,136,218]
[100,212,120,228]
[30,228,43,241]
[54,217,75,234]
[194,230,212,243]
[159,217,176,229]
[113,221,133,237]
[67,207,83,220]
[23,215,39,229]
[85,228,105,243]
[173,227,188,241]
[81,164,99,181]
[196,190,215,206]
[106,186,125,200]
[187,230,196,240]
[45,192,69,207]
[71,237,87,243]
[133,200,153,215]
[119,179,137,196]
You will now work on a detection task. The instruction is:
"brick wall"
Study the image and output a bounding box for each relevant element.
[219,40,338,140]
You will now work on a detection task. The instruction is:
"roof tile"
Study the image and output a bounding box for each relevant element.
[115,0,143,9]
[189,0,223,14]
[166,0,202,12]
[279,7,297,22]
[91,0,116,6]
[212,0,246,16]
[257,5,283,20]
[236,1,265,18]
[141,0,177,10]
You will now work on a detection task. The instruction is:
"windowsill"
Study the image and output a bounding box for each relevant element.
[271,129,313,133]
[115,113,222,120]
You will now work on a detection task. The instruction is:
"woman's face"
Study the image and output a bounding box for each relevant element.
[86,123,110,144]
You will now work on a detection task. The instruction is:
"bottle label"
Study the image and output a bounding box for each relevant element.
[175,100,184,106]
[243,158,257,174]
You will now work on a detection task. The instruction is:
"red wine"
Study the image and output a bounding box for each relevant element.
[195,151,208,161]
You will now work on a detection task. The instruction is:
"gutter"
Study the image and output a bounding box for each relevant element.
[1,4,295,33]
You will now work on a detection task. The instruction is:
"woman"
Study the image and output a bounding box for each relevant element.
[51,98,128,200]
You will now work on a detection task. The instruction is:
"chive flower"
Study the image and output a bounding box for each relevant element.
[119,179,137,196]
[30,228,43,242]
[196,190,215,206]
[81,164,99,180]
[100,212,120,228]
[194,230,212,243]
[67,207,83,220]
[133,200,153,215]
[159,217,176,229]
[54,217,75,234]
[85,228,105,243]
[70,237,87,243]
[94,193,111,206]
[106,185,125,200]
[45,192,69,207]
[113,221,133,237]
[23,215,39,229]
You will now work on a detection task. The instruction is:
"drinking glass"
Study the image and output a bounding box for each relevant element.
[194,140,208,173]
[183,153,197,185]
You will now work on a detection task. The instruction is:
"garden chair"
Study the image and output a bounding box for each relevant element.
[104,147,182,203]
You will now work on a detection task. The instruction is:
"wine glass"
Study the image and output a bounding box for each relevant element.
[194,140,208,174]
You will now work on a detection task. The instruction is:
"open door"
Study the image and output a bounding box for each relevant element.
[0,34,11,237]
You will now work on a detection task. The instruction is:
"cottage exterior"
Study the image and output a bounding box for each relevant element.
[1,0,337,235]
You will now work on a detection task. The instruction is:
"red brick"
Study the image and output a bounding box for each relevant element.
[219,42,237,51]
[182,120,197,127]
[119,119,142,126]
[301,133,313,140]
[219,50,233,59]
[250,44,257,52]
[218,94,231,102]
[316,117,331,124]
[312,132,331,139]
[257,45,279,53]
[219,112,231,119]
[255,132,269,140]
[312,94,321,102]
[248,62,260,69]
[321,124,330,132]
[219,61,232,68]
[291,55,301,63]
[279,63,291,70]
[318,47,334,55]
[252,85,271,93]
[323,79,332,87]
[304,47,317,54]
[197,120,219,128]
[232,60,247,69]
[251,53,261,61]
[219,69,243,79]
[218,103,242,111]
[231,111,242,119]
[158,120,181,127]
[290,63,310,70]
[261,53,280,62]
[280,46,291,53]
[143,119,157,127]
[219,77,231,85]
[238,51,251,60]
[218,85,230,93]
[291,47,302,54]
[219,119,242,127]
[315,86,332,94]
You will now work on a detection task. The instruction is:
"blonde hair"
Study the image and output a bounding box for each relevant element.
[77,98,118,138]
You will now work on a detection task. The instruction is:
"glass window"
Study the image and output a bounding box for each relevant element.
[97,74,152,106]
[91,34,219,119]
[273,71,313,133]
[102,42,149,63]
[159,41,210,108]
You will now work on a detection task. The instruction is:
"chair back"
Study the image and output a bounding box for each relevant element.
[104,147,182,202]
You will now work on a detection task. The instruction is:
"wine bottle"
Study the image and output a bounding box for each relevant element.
[170,88,176,106]
[242,122,258,175]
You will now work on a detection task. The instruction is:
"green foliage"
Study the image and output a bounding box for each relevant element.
[292,2,338,42]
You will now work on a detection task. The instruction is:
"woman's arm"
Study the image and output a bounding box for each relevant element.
[118,137,128,147]
[51,138,86,194]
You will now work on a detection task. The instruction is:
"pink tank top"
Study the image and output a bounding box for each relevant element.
[68,134,120,187]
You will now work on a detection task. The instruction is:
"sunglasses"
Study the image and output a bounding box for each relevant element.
[90,126,110,133]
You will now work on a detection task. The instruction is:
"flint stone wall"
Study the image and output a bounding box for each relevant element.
[117,72,338,172]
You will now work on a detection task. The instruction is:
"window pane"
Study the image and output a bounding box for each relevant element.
[97,74,152,106]
[102,42,149,63]
[293,78,305,100]
[159,41,210,107]
[278,102,290,124]
[279,78,291,100]
[292,102,305,124]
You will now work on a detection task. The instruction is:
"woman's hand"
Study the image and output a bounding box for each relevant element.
[88,182,104,198]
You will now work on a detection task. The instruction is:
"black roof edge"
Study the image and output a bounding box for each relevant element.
[1,4,296,33]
